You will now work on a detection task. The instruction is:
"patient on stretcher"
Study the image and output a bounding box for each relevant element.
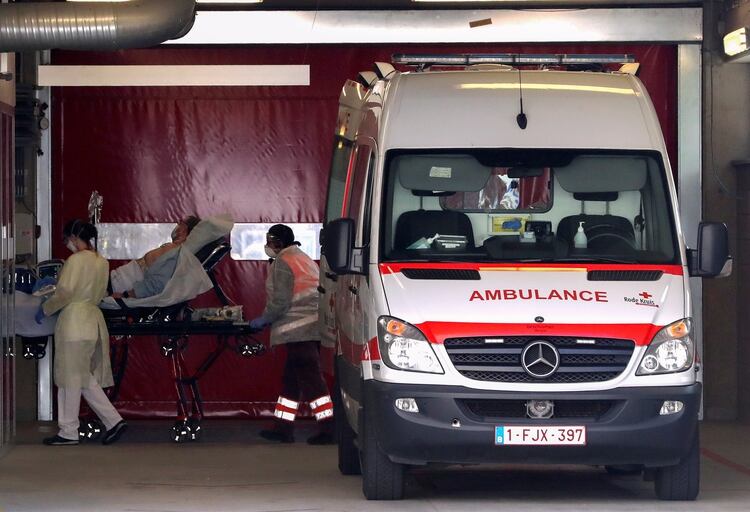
[110,215,200,299]
[102,214,234,309]
[16,215,235,334]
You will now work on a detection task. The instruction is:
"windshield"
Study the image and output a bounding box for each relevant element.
[380,149,679,264]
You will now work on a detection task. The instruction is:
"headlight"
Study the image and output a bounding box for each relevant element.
[377,317,444,374]
[637,319,694,375]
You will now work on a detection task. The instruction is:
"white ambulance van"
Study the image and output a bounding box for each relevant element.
[319,54,731,501]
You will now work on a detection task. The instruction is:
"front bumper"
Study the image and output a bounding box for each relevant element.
[364,380,701,467]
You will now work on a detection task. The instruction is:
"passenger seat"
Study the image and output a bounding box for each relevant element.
[394,210,475,251]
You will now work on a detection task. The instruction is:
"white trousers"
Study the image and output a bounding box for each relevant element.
[58,375,123,440]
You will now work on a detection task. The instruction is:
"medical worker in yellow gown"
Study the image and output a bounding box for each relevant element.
[38,219,128,446]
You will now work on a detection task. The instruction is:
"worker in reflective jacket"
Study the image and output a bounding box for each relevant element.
[250,224,333,444]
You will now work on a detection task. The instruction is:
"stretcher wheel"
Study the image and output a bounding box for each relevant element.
[22,346,34,360]
[36,349,46,359]
[161,340,176,357]
[79,419,105,442]
[171,420,191,443]
[239,343,265,357]
[187,419,202,441]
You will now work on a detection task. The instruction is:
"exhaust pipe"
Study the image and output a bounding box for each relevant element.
[0,0,196,52]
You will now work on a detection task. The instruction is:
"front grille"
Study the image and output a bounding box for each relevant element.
[401,268,481,280]
[459,399,616,420]
[444,336,634,384]
[587,270,663,281]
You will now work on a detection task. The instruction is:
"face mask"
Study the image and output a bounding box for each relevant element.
[264,245,277,259]
[171,227,179,241]
[66,240,78,253]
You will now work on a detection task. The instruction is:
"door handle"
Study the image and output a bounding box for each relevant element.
[317,285,326,294]
[325,272,338,282]
[348,285,358,295]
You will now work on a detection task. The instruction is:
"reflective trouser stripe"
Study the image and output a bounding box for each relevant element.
[274,410,296,422]
[311,395,333,421]
[274,396,299,422]
[309,395,331,409]
[277,396,299,409]
[314,407,334,421]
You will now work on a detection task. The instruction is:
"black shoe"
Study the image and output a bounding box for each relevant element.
[259,429,294,443]
[307,431,335,445]
[43,435,79,446]
[102,420,128,445]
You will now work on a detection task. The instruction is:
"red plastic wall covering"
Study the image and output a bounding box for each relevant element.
[51,44,677,418]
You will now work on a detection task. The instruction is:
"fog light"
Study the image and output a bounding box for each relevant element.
[395,398,419,413]
[659,400,684,415]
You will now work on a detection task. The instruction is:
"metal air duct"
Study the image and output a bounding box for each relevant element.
[0,0,196,52]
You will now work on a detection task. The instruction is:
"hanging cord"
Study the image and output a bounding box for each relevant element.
[301,0,321,69]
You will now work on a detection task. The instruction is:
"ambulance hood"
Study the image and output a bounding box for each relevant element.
[379,264,686,345]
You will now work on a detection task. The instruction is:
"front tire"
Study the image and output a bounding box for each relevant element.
[361,401,404,500]
[654,432,700,500]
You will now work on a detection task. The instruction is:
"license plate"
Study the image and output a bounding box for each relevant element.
[495,426,586,446]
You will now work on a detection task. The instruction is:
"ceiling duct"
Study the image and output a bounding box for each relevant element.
[0,0,196,52]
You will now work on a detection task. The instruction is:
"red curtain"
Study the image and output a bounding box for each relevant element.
[51,44,677,418]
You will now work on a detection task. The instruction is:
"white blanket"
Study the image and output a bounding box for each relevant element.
[110,260,144,294]
[15,291,57,337]
[100,248,213,310]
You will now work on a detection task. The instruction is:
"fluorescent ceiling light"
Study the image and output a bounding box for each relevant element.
[724,27,748,57]
[38,65,308,87]
[411,0,508,2]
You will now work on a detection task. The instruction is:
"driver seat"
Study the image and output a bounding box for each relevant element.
[557,213,635,252]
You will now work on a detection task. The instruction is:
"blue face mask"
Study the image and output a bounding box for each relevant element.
[264,245,277,259]
[66,240,78,253]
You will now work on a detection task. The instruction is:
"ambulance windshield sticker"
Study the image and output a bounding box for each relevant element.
[429,166,452,179]
[624,291,659,308]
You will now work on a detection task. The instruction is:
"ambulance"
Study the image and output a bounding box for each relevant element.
[318,54,731,501]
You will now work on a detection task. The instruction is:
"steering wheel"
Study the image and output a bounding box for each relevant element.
[587,231,637,249]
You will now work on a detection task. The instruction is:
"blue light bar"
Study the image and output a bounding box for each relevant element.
[392,53,636,66]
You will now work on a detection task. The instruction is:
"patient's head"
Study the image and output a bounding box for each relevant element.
[172,215,201,243]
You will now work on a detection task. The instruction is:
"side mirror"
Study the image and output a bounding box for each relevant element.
[688,222,732,278]
[322,218,365,275]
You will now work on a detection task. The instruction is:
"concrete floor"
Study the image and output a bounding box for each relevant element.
[0,420,748,511]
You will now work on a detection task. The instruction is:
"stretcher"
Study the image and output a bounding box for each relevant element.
[100,238,265,442]
[19,236,266,443]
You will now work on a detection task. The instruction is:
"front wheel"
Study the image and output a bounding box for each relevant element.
[654,431,700,500]
[361,402,404,500]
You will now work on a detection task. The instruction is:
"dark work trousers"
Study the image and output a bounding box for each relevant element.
[275,340,332,434]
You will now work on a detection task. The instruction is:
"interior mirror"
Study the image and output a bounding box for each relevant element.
[322,218,355,275]
[508,167,544,178]
[688,222,732,278]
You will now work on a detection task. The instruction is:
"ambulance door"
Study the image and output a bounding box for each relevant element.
[344,139,376,363]
[319,136,356,371]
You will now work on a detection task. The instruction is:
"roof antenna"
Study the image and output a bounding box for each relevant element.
[516,68,527,130]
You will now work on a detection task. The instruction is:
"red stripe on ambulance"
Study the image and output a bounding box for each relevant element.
[379,262,683,276]
[415,321,662,347]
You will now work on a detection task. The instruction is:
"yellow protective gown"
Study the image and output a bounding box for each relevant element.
[43,250,113,389]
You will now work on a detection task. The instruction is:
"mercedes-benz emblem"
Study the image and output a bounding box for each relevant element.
[521,341,560,379]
